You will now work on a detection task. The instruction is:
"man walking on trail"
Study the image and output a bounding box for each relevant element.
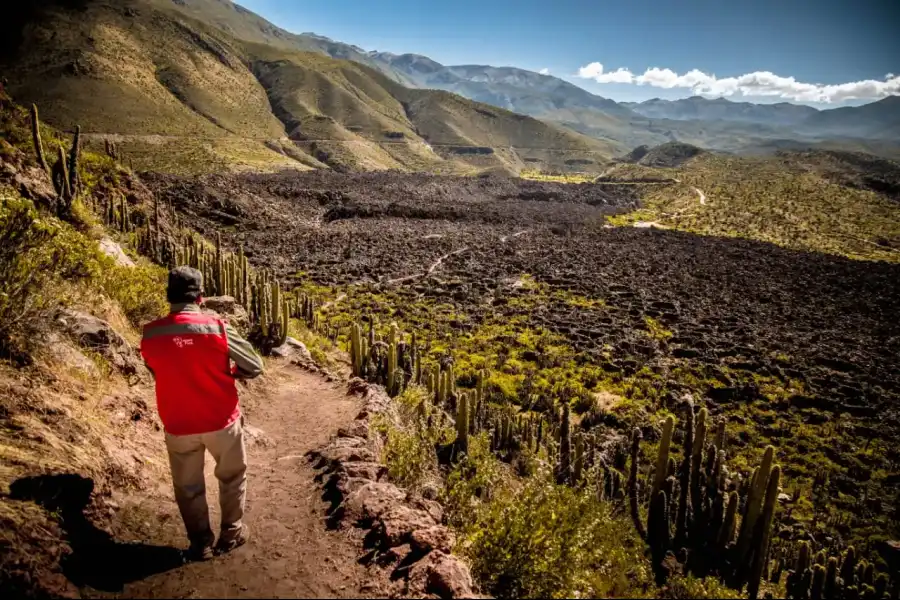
[141,266,264,561]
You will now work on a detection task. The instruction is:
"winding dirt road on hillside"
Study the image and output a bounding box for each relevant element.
[91,361,383,599]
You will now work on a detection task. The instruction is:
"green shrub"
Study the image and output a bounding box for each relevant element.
[0,196,61,361]
[379,386,450,491]
[455,465,653,599]
[98,262,167,327]
[660,574,744,599]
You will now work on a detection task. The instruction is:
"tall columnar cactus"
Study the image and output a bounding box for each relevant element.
[628,427,647,540]
[648,489,671,583]
[811,564,826,600]
[350,323,365,377]
[67,125,81,201]
[840,547,857,590]
[675,407,694,547]
[653,415,675,497]
[31,104,50,175]
[690,408,709,540]
[52,144,71,207]
[717,491,738,551]
[455,391,469,454]
[747,465,782,600]
[556,403,572,485]
[277,295,289,347]
[387,323,399,395]
[623,411,785,592]
[573,433,585,484]
[734,445,776,572]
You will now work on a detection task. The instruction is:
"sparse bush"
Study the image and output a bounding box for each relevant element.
[661,574,743,599]
[98,262,167,327]
[0,196,61,361]
[455,463,653,599]
[379,386,451,491]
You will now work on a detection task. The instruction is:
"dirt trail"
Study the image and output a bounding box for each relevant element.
[386,247,470,285]
[94,360,379,599]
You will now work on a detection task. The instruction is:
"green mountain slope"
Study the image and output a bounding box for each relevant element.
[1,0,612,174]
[608,146,900,262]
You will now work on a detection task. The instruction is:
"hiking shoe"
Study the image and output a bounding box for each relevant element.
[215,525,249,555]
[185,531,216,562]
[186,537,215,562]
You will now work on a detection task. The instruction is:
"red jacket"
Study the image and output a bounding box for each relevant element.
[141,309,241,436]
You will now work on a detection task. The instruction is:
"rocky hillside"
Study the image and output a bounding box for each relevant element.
[0,0,614,175]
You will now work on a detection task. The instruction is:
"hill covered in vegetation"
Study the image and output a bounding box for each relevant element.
[0,0,615,175]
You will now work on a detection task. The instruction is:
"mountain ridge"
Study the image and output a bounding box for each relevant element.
[135,1,900,157]
[0,0,616,174]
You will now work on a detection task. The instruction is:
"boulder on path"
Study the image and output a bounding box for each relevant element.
[319,444,377,465]
[410,526,456,555]
[98,237,135,267]
[407,495,444,524]
[376,505,437,548]
[270,337,314,362]
[58,310,143,376]
[339,461,386,482]
[343,481,406,524]
[407,550,477,599]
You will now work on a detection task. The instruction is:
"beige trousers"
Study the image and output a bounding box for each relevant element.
[165,419,246,545]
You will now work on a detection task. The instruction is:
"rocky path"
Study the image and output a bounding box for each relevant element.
[92,360,383,599]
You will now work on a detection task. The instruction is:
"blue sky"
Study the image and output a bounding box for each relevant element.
[237,0,899,105]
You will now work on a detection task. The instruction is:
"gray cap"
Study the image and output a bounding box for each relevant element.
[167,266,203,303]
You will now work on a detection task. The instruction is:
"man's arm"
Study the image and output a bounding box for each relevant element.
[225,324,264,379]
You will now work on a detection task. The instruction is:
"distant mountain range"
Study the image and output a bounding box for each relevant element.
[3,0,898,172]
[268,31,900,157]
[361,55,900,156]
[136,1,900,157]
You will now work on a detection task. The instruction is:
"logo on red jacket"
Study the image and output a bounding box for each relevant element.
[172,336,194,348]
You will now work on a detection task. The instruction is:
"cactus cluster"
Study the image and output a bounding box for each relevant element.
[625,407,781,598]
[292,292,317,330]
[140,228,302,352]
[31,106,81,218]
[784,543,894,600]
[350,319,424,396]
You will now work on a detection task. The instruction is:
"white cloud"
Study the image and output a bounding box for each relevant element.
[575,62,900,103]
[539,68,550,75]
